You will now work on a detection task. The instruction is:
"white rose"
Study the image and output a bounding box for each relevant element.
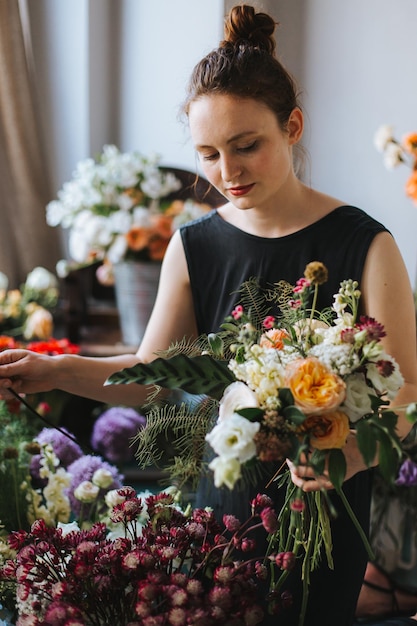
[105,488,126,508]
[205,413,259,463]
[219,381,259,422]
[208,456,242,489]
[341,373,375,422]
[74,480,100,503]
[92,468,114,489]
[374,124,394,152]
[25,266,58,291]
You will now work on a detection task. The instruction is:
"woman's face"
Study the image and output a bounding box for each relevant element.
[188,94,303,211]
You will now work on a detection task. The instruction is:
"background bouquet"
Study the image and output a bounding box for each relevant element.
[0,267,58,340]
[47,145,211,285]
[374,124,417,205]
[107,261,412,624]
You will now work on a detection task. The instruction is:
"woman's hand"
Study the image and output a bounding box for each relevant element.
[287,432,373,492]
[0,349,55,398]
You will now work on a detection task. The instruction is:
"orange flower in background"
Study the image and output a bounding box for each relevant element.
[285,357,346,415]
[150,214,174,239]
[403,132,417,157]
[298,410,350,450]
[406,170,417,204]
[148,236,170,261]
[259,328,290,350]
[126,226,153,251]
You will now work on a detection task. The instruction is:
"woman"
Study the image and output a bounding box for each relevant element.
[0,5,416,625]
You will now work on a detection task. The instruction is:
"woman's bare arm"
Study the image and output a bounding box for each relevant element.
[0,231,197,406]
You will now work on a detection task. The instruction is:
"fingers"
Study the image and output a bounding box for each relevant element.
[287,459,334,492]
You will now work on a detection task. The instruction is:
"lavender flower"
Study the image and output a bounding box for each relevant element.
[395,458,417,486]
[91,406,146,463]
[66,454,124,517]
[30,427,83,485]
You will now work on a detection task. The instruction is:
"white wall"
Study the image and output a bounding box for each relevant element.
[29,0,417,286]
[301,0,417,288]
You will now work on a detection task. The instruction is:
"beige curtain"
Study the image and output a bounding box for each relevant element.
[0,0,60,288]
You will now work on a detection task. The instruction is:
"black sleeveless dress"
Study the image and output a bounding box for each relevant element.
[180,205,389,626]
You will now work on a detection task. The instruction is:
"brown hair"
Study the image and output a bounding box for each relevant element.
[182,4,301,133]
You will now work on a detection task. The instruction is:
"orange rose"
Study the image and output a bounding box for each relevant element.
[259,328,289,350]
[298,410,350,449]
[285,357,346,414]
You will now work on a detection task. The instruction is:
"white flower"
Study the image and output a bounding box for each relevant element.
[383,142,403,169]
[23,306,53,340]
[374,124,394,152]
[105,488,126,509]
[0,271,9,291]
[92,468,114,489]
[74,480,100,503]
[208,456,242,489]
[366,354,404,400]
[341,373,375,422]
[55,259,71,279]
[106,234,128,264]
[57,520,80,536]
[218,381,259,421]
[205,413,259,463]
[25,267,58,291]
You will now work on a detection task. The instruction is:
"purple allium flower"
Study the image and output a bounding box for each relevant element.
[396,458,417,486]
[90,406,147,463]
[30,427,83,485]
[66,454,124,516]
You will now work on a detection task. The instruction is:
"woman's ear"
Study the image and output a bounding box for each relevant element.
[287,107,304,145]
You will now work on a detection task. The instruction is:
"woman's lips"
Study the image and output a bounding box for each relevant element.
[228,183,255,197]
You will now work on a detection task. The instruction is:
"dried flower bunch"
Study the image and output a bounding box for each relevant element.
[107,261,415,624]
[0,267,59,340]
[46,145,211,285]
[374,124,417,205]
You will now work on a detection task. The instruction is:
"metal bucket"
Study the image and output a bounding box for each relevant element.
[113,261,161,346]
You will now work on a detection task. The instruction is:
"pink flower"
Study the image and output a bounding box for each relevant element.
[293,277,311,294]
[290,498,305,513]
[260,507,278,533]
[262,315,275,329]
[222,514,241,532]
[357,315,386,341]
[231,304,244,320]
[275,551,296,570]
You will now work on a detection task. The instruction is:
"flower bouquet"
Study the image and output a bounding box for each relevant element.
[47,145,212,285]
[0,267,59,340]
[374,124,417,205]
[106,261,413,624]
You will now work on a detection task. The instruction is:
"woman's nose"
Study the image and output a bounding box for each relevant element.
[220,156,242,182]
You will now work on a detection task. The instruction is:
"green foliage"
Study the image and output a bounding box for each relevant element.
[106,354,236,400]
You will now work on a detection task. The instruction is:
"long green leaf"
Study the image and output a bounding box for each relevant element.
[105,354,236,400]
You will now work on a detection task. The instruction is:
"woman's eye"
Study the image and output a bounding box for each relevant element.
[200,152,218,162]
[237,141,257,153]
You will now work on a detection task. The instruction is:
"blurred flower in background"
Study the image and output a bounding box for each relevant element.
[0,267,59,340]
[91,406,147,464]
[374,124,417,205]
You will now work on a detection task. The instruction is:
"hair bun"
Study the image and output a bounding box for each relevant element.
[221,5,277,55]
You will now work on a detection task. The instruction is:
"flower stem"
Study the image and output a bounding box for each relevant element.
[336,486,374,560]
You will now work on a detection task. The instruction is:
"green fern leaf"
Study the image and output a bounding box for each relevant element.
[106,354,235,399]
